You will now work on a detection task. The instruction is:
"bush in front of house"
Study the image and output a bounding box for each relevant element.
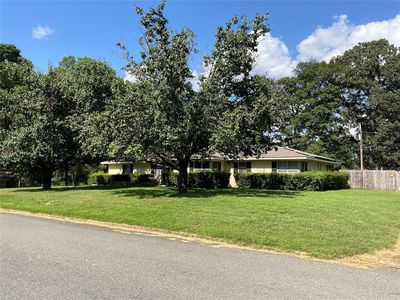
[88,171,111,185]
[234,171,349,191]
[189,171,230,188]
[89,172,156,186]
[234,173,286,189]
[108,174,131,184]
[130,173,158,186]
[167,171,230,189]
[166,172,179,187]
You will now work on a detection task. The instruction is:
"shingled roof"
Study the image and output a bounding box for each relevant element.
[192,147,336,163]
[102,147,337,164]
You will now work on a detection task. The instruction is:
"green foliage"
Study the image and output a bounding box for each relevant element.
[88,171,111,185]
[88,171,156,186]
[166,172,179,187]
[0,52,119,189]
[88,173,130,185]
[167,171,230,189]
[0,44,34,142]
[234,171,349,191]
[276,62,358,168]
[189,171,230,188]
[234,173,285,189]
[276,40,400,170]
[130,173,157,186]
[112,2,273,193]
[0,44,23,63]
[333,39,400,170]
[108,174,131,184]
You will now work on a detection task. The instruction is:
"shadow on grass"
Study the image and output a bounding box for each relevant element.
[12,184,147,193]
[112,187,300,199]
[12,185,300,199]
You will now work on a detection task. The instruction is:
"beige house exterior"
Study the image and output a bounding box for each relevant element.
[101,162,152,175]
[101,147,337,187]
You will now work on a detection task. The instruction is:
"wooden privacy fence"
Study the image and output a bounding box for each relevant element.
[346,170,400,192]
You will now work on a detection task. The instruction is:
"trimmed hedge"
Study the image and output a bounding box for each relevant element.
[88,172,111,185]
[234,171,349,191]
[130,173,157,186]
[88,172,156,186]
[167,171,230,189]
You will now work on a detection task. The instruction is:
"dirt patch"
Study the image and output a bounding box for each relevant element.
[338,240,400,269]
[1,208,399,269]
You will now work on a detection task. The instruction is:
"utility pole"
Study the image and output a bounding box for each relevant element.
[359,122,364,187]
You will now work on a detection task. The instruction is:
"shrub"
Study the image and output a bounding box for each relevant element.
[89,171,157,186]
[166,171,230,189]
[130,173,157,186]
[234,173,286,189]
[234,171,349,191]
[166,172,179,187]
[108,174,130,184]
[189,171,230,188]
[88,171,111,185]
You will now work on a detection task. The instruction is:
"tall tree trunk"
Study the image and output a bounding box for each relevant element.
[177,160,189,193]
[42,167,53,190]
[64,163,69,186]
[73,164,81,186]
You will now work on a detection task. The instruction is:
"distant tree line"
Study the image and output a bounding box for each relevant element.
[1,1,399,191]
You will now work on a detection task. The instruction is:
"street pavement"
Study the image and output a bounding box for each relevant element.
[1,212,399,299]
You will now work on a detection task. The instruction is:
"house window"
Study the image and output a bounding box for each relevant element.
[272,161,277,173]
[189,161,220,172]
[194,161,202,170]
[123,164,133,174]
[234,161,251,173]
[300,161,308,172]
[211,162,221,171]
[277,161,300,173]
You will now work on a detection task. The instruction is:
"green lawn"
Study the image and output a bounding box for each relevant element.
[1,186,399,259]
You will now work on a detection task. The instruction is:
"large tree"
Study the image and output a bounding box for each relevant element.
[105,1,274,192]
[276,61,357,168]
[276,39,399,170]
[0,44,34,142]
[1,67,76,189]
[0,44,38,183]
[0,55,118,189]
[333,39,400,169]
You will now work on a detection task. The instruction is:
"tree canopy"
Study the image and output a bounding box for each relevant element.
[103,1,275,192]
[276,39,400,169]
[0,49,119,189]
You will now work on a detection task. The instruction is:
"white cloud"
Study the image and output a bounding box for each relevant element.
[297,14,400,62]
[252,14,400,79]
[124,71,137,83]
[253,33,297,79]
[32,25,55,40]
[188,70,200,92]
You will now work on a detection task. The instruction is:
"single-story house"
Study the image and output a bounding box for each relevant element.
[100,147,338,187]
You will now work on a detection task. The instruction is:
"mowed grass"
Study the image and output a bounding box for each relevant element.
[1,186,399,259]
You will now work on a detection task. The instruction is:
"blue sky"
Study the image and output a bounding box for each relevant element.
[1,0,399,78]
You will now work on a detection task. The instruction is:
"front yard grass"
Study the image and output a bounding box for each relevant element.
[1,186,399,259]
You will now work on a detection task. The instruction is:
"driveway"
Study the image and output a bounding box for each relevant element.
[1,212,399,299]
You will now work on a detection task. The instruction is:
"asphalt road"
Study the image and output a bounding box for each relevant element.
[1,212,399,300]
